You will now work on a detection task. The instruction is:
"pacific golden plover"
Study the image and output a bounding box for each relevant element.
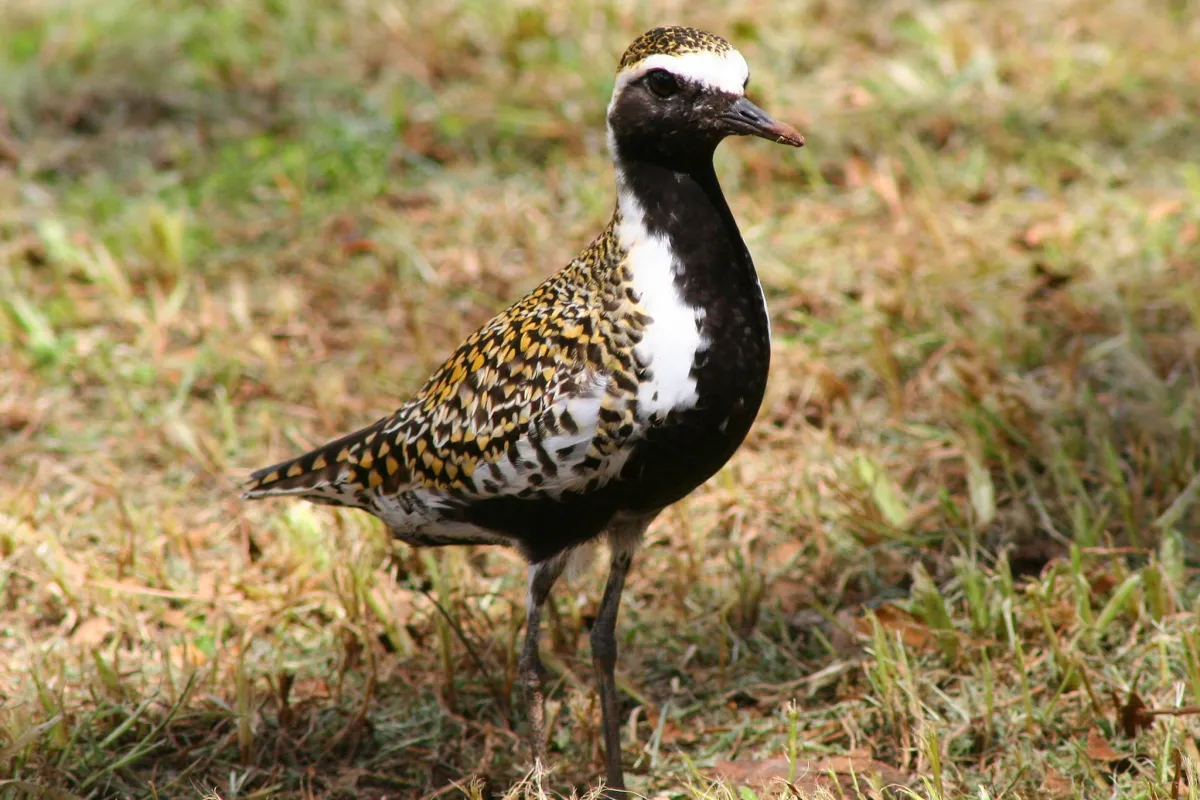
[243,25,803,792]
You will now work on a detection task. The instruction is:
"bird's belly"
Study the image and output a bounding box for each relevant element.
[617,344,768,512]
[374,489,513,548]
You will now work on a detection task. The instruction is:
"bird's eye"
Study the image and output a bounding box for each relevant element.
[645,69,679,99]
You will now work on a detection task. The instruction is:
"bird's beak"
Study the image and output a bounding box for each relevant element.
[721,96,805,147]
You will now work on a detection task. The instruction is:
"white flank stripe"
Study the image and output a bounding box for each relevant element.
[375,490,510,545]
[614,178,707,419]
[758,275,771,343]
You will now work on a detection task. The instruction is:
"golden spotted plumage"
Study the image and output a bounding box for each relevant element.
[244,216,653,505]
[617,27,734,71]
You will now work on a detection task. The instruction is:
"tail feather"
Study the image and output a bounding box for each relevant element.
[242,417,391,501]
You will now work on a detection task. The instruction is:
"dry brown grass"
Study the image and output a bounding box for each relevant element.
[2,0,1199,797]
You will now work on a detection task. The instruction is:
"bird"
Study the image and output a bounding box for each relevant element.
[242,25,803,793]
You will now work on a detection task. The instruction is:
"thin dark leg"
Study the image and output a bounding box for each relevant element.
[519,559,563,770]
[591,547,634,794]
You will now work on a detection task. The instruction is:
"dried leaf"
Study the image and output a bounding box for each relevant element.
[855,604,932,650]
[714,757,791,785]
[772,578,814,615]
[1119,690,1156,737]
[1086,728,1122,762]
[656,719,684,746]
[1042,767,1073,797]
[159,608,188,629]
[70,616,113,648]
[714,753,907,792]
[1089,572,1118,596]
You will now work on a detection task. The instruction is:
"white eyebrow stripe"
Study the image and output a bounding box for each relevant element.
[615,50,750,95]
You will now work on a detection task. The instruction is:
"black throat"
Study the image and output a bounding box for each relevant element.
[612,147,769,351]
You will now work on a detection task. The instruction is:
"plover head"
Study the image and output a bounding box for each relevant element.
[607,26,804,168]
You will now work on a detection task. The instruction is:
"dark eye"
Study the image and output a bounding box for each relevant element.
[645,69,679,99]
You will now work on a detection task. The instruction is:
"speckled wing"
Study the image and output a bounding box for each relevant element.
[243,256,646,510]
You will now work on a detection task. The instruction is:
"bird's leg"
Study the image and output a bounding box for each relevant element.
[519,559,563,771]
[591,546,634,794]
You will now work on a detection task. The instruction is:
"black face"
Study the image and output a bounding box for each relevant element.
[607,66,803,171]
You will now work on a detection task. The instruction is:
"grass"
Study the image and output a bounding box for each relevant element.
[1,0,1199,796]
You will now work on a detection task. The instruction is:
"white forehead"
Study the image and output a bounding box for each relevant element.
[615,49,750,95]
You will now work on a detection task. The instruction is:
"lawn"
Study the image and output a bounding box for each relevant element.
[1,0,1199,797]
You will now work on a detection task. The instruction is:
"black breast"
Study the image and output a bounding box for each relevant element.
[610,160,772,512]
